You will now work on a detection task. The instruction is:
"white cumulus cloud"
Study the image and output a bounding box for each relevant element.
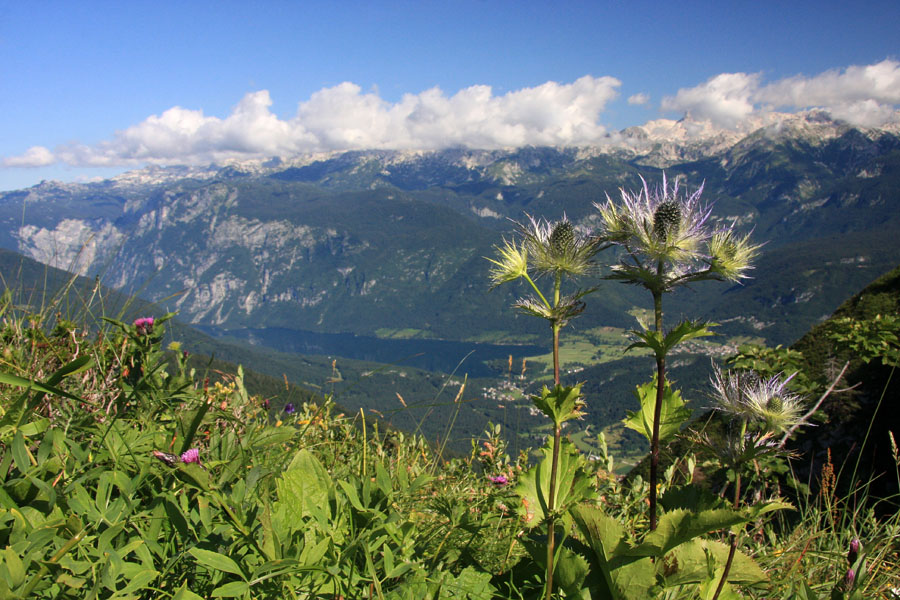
[662,59,900,128]
[3,76,621,168]
[2,146,56,167]
[661,72,760,127]
[628,93,649,105]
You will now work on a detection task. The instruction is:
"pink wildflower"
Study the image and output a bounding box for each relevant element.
[181,448,200,464]
[490,475,508,486]
[134,317,155,334]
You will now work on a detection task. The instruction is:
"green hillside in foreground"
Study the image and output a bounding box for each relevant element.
[1,253,898,598]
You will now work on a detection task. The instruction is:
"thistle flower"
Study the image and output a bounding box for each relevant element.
[490,475,509,486]
[180,448,200,464]
[486,215,601,326]
[848,538,861,565]
[512,289,593,326]
[594,174,759,293]
[134,317,154,335]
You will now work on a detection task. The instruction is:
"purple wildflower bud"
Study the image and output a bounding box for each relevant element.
[845,568,855,587]
[283,402,295,414]
[848,538,861,564]
[134,317,155,334]
[181,448,200,464]
[490,475,508,486]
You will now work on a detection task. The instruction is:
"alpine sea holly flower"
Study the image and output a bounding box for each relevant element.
[517,215,601,279]
[594,173,760,293]
[709,366,804,434]
[487,238,529,288]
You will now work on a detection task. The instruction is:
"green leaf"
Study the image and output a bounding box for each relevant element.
[609,556,657,600]
[275,449,332,530]
[211,580,250,597]
[571,503,627,565]
[173,582,206,600]
[632,509,748,557]
[531,383,585,426]
[625,320,717,358]
[189,548,244,578]
[662,320,717,353]
[0,372,84,402]
[515,439,595,528]
[3,546,25,588]
[553,544,593,599]
[623,377,691,443]
[703,540,767,583]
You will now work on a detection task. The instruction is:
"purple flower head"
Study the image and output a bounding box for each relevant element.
[489,475,508,486]
[283,402,295,415]
[848,538,861,564]
[181,448,200,464]
[134,317,155,335]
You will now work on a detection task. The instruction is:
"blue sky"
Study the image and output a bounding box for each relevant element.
[2,0,899,190]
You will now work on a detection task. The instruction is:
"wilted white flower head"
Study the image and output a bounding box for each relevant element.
[594,174,760,293]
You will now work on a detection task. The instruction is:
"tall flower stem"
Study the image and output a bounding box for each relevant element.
[711,468,742,600]
[545,273,562,600]
[487,216,601,600]
[649,286,664,531]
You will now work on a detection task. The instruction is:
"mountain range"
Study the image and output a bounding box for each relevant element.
[2,111,897,343]
[1,110,898,455]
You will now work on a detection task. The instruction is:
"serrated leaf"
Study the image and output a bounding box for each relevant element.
[659,485,726,513]
[662,320,717,353]
[609,556,657,600]
[703,539,767,583]
[531,383,585,426]
[553,544,593,599]
[632,509,748,557]
[571,503,627,563]
[515,439,594,528]
[623,377,691,443]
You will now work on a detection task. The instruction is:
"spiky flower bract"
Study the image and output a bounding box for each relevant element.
[594,173,759,293]
[518,214,602,279]
[486,214,602,328]
[710,366,805,435]
[486,238,529,288]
